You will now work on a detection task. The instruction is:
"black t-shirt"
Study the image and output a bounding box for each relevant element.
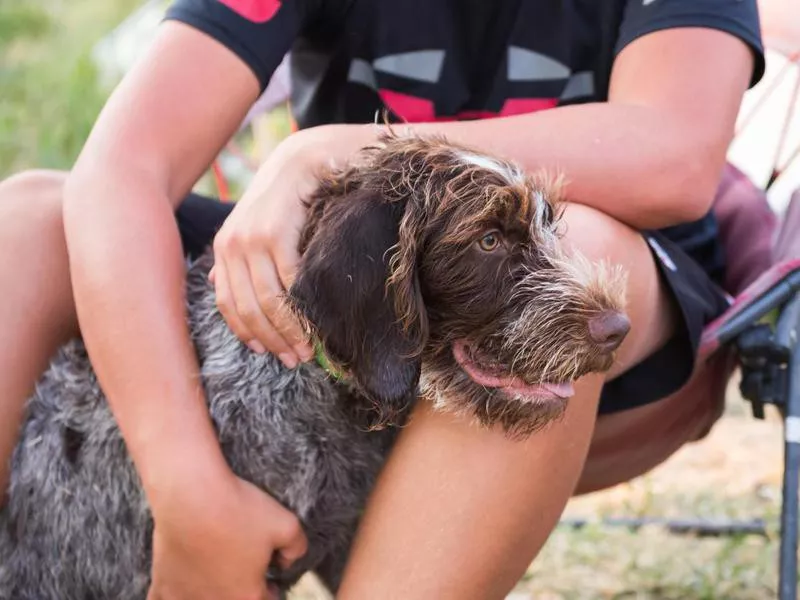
[165,0,764,128]
[164,0,765,284]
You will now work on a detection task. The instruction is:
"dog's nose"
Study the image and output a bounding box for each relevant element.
[588,311,630,352]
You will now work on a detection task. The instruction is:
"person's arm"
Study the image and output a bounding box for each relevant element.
[419,28,753,228]
[298,27,753,229]
[64,20,256,496]
[62,12,306,600]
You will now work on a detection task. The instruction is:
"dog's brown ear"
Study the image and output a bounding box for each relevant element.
[289,188,425,422]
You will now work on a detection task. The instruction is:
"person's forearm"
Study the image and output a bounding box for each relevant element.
[415,103,724,229]
[308,102,725,230]
[62,166,231,506]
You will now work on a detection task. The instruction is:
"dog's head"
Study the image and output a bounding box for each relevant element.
[289,132,629,436]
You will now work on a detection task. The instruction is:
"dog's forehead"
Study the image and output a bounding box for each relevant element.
[449,149,553,231]
[452,149,525,186]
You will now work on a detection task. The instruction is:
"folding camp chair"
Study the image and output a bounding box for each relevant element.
[699,163,800,599]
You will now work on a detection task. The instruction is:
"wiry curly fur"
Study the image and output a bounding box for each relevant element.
[0,133,627,599]
[0,255,390,598]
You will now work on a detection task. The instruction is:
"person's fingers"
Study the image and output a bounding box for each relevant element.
[225,255,299,366]
[271,233,301,291]
[248,252,312,361]
[271,513,308,570]
[212,253,259,349]
[213,230,300,364]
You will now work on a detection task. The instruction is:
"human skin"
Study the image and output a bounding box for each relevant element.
[0,20,751,600]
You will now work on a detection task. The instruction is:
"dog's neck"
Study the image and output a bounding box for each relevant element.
[313,339,346,381]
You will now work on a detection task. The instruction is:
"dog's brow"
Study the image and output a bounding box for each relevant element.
[453,150,523,185]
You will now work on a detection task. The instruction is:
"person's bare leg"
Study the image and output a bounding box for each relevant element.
[0,170,76,497]
[578,347,729,493]
[337,203,680,599]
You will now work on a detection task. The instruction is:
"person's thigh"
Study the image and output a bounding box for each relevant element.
[579,216,732,493]
[337,203,683,600]
[559,204,682,379]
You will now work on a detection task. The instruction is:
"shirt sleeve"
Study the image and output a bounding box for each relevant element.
[615,0,766,88]
[163,0,307,91]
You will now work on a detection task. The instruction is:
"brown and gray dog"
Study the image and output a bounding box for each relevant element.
[0,133,629,599]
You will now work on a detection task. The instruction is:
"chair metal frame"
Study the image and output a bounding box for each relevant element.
[717,30,800,594]
[712,265,800,600]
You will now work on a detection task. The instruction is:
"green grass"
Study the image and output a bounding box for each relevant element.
[0,0,290,195]
[0,0,142,176]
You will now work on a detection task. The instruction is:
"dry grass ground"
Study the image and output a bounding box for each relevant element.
[290,376,789,599]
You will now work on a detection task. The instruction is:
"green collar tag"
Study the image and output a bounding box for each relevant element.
[314,340,345,381]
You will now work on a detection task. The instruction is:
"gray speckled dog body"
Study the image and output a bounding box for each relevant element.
[0,251,393,598]
[0,134,629,599]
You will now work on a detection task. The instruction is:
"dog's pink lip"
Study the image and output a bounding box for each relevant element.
[452,341,574,400]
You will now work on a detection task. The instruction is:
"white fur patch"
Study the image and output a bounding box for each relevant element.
[532,190,549,231]
[454,150,524,185]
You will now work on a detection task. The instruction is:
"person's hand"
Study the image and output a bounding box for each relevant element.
[146,474,307,600]
[210,124,376,367]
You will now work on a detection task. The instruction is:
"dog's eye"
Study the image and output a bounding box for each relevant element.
[477,232,501,252]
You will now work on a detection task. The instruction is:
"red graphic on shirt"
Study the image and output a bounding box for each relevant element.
[217,0,281,23]
[379,89,558,123]
[378,90,436,122]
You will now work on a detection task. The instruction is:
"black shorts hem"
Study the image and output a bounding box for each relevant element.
[597,230,731,415]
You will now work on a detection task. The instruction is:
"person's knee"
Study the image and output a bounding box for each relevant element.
[560,203,645,264]
[0,169,67,204]
[559,203,678,376]
[0,170,67,234]
[0,169,74,323]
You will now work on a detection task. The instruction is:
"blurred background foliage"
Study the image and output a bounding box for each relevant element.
[0,0,287,197]
[0,0,142,177]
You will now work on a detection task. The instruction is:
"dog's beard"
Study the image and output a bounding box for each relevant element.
[418,317,623,438]
[419,352,570,439]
